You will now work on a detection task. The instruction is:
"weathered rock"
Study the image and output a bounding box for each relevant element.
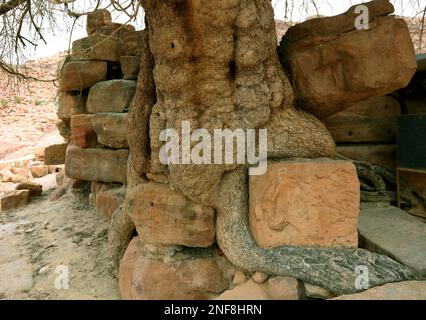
[96,187,125,219]
[94,23,135,39]
[86,9,112,35]
[265,276,301,300]
[332,281,426,300]
[91,113,128,148]
[11,174,29,184]
[252,272,269,284]
[56,120,71,140]
[72,34,122,62]
[120,56,140,80]
[70,114,97,148]
[232,270,248,286]
[30,165,49,178]
[217,279,270,300]
[0,190,30,211]
[324,96,401,143]
[59,61,107,92]
[16,182,42,197]
[65,146,128,184]
[87,80,136,113]
[218,276,301,300]
[57,93,86,120]
[44,143,67,165]
[249,159,360,248]
[119,237,230,300]
[127,183,216,247]
[121,30,147,56]
[118,237,139,299]
[358,206,426,277]
[1,169,14,182]
[279,1,417,118]
[303,283,334,300]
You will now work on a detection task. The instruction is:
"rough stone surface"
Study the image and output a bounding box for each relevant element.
[127,183,216,247]
[122,30,147,56]
[121,56,140,80]
[72,34,122,62]
[0,190,30,211]
[59,61,107,92]
[217,276,301,300]
[232,270,248,286]
[57,93,86,120]
[70,114,98,148]
[87,80,136,113]
[279,1,417,118]
[86,9,112,35]
[91,113,128,148]
[15,182,43,197]
[44,143,67,165]
[65,146,128,184]
[358,206,426,277]
[119,237,230,300]
[252,272,269,284]
[249,159,360,248]
[96,187,125,219]
[332,281,426,300]
[303,283,334,300]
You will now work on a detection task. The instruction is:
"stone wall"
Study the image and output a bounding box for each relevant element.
[52,10,144,219]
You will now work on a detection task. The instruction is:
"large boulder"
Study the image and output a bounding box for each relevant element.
[127,183,216,247]
[278,0,416,118]
[91,113,128,149]
[249,159,360,248]
[119,237,231,300]
[59,61,107,92]
[65,146,128,184]
[86,80,136,113]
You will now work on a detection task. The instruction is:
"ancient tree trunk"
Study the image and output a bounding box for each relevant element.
[133,0,415,294]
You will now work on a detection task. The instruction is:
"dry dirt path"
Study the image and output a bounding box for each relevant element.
[0,174,119,300]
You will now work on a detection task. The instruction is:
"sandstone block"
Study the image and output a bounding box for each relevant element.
[94,23,135,39]
[65,146,128,184]
[44,143,67,165]
[0,190,30,211]
[30,165,49,178]
[86,9,112,35]
[249,159,360,248]
[16,182,42,197]
[56,120,71,140]
[120,56,140,80]
[70,114,97,148]
[265,276,301,300]
[87,80,136,113]
[303,283,334,300]
[358,206,426,277]
[91,113,128,148]
[59,61,107,92]
[119,237,230,300]
[279,1,416,118]
[127,183,216,247]
[121,30,147,56]
[57,93,86,120]
[72,34,122,62]
[96,187,125,219]
[332,281,426,300]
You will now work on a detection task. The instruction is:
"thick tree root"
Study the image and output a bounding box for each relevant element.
[108,204,135,268]
[213,167,416,295]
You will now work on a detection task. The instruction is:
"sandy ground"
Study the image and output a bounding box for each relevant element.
[0,174,119,300]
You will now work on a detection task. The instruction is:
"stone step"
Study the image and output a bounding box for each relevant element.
[358,206,426,277]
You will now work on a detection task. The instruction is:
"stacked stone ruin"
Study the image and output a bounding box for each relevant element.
[47,0,426,300]
[50,10,145,217]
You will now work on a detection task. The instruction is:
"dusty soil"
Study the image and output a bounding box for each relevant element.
[0,174,119,300]
[0,54,64,161]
